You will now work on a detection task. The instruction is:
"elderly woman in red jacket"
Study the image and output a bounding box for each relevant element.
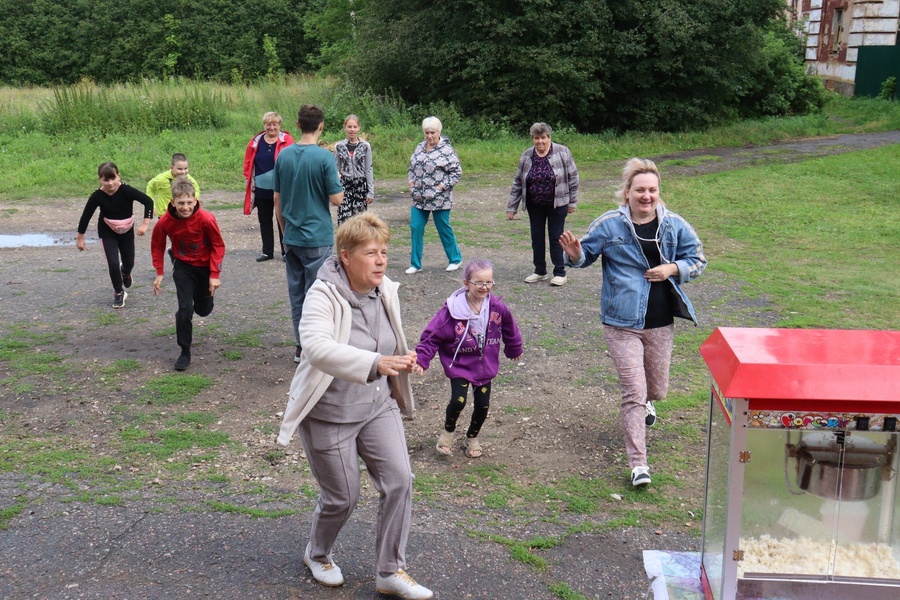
[243,111,295,262]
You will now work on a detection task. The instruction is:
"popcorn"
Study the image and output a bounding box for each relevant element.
[739,535,900,579]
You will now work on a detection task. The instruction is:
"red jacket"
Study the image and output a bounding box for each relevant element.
[243,130,295,214]
[151,201,226,278]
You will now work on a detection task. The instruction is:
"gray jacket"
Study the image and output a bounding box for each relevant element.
[507,143,579,212]
[334,139,374,199]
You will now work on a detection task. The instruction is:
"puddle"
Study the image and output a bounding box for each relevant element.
[0,233,77,248]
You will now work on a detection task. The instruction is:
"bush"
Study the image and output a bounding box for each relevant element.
[339,0,819,132]
[741,26,826,117]
[878,76,897,101]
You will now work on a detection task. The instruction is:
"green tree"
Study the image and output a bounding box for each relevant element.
[338,0,819,131]
[598,0,792,130]
[304,0,366,71]
[347,0,613,128]
[0,0,317,84]
[162,13,182,79]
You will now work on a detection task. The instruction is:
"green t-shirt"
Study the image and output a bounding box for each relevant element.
[274,144,343,248]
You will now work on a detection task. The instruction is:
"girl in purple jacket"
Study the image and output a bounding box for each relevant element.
[416,259,523,458]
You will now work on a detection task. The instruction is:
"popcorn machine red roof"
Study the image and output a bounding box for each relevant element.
[699,327,900,600]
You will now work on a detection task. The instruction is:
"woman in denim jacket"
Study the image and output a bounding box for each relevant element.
[560,158,706,488]
[405,116,463,274]
[506,122,579,287]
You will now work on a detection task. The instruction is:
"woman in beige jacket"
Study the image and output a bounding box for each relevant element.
[276,213,432,600]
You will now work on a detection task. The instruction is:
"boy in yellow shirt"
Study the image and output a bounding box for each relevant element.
[146,153,201,217]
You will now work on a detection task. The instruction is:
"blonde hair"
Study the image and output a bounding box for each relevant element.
[336,213,391,257]
[170,175,196,199]
[617,158,661,206]
[344,114,360,127]
[263,111,282,126]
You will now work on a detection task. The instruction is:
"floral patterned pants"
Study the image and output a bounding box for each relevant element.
[603,323,674,469]
[337,177,369,226]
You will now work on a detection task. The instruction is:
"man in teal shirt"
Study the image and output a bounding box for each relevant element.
[275,105,344,362]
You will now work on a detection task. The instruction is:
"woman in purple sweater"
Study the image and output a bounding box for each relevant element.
[416,259,523,458]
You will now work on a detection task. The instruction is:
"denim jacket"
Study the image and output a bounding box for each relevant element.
[567,204,706,329]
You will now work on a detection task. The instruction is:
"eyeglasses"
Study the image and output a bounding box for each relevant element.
[466,280,494,289]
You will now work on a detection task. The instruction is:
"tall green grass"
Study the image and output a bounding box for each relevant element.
[1,76,899,200]
[44,84,228,134]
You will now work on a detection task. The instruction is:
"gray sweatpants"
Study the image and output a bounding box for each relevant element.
[299,398,413,575]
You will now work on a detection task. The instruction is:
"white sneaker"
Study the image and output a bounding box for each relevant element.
[375,569,433,599]
[631,466,651,487]
[446,262,460,272]
[304,543,344,587]
[405,266,420,274]
[550,276,567,286]
[645,400,657,427]
[524,273,548,283]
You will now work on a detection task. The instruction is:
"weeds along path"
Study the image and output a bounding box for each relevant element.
[0,131,897,599]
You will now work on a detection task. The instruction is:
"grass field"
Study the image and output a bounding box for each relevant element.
[1,76,900,199]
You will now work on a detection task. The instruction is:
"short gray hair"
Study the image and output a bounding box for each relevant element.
[530,122,552,137]
[422,116,443,133]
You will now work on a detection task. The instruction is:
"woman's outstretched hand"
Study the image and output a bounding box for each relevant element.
[559,231,582,262]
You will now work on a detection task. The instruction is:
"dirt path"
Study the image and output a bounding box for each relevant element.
[1,131,897,599]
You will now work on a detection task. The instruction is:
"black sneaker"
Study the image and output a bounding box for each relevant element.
[174,353,191,371]
[645,401,657,427]
[294,347,303,363]
[112,291,127,309]
[256,254,273,262]
[122,273,133,288]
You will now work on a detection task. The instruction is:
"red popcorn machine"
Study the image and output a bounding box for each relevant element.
[698,328,900,599]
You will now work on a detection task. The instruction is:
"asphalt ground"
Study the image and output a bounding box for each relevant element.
[0,474,698,599]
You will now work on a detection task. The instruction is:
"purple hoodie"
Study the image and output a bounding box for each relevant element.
[416,288,523,386]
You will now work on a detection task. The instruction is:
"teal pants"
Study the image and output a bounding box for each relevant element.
[409,206,461,269]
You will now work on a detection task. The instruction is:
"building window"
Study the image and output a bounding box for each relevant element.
[830,8,845,54]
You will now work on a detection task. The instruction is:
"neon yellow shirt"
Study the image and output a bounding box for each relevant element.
[146,171,201,217]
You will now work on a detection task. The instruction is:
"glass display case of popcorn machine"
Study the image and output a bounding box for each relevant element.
[699,328,900,599]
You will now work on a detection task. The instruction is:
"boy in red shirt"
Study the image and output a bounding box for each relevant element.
[151,176,226,371]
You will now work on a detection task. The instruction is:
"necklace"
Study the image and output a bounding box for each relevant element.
[466,295,483,314]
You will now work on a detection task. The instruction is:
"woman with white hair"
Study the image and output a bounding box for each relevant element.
[405,116,463,274]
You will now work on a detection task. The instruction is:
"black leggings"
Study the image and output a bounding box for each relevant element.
[445,378,492,439]
[100,235,135,293]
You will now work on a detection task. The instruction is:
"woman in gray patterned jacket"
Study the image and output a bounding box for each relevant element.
[506,122,579,287]
[405,116,463,274]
